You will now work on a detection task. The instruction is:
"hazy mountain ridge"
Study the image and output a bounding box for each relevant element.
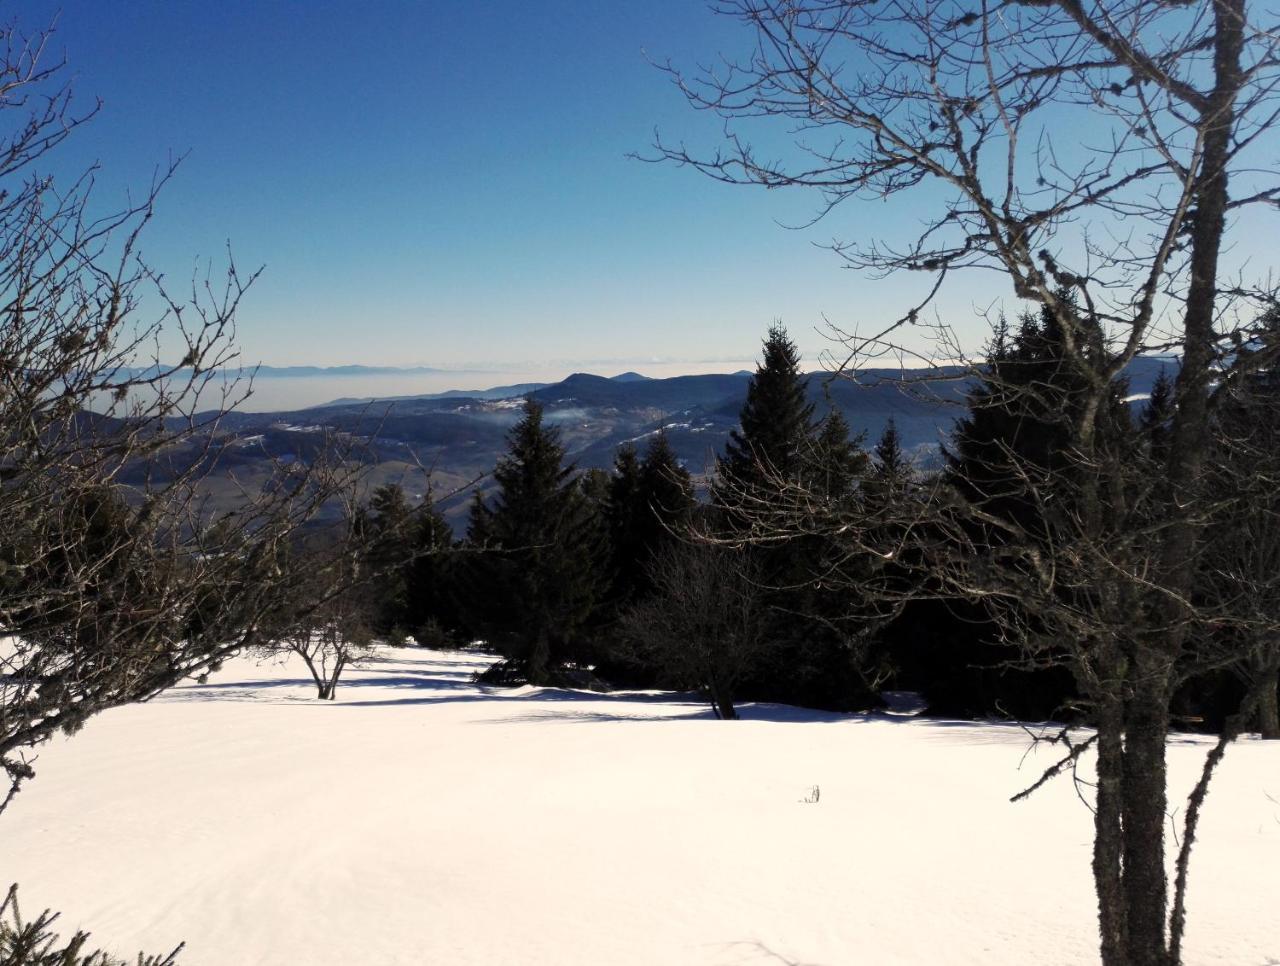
[164,358,1173,531]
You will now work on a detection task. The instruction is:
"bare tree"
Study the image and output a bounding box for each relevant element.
[0,19,372,816]
[270,533,378,700]
[620,542,769,720]
[275,608,374,701]
[651,2,1280,963]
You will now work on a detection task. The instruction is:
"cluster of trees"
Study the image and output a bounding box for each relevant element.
[362,325,897,717]
[383,314,1279,740]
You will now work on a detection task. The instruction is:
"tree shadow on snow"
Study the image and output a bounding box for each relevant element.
[162,652,1206,746]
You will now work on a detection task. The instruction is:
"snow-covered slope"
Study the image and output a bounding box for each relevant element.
[1,648,1276,965]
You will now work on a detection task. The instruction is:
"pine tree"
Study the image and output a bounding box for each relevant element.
[807,407,867,502]
[1196,307,1280,736]
[873,418,908,481]
[1146,365,1172,465]
[404,494,462,647]
[604,443,645,606]
[366,483,414,637]
[915,303,1133,719]
[946,301,1131,533]
[605,433,696,608]
[636,432,695,567]
[716,322,815,512]
[461,399,603,684]
[864,416,911,508]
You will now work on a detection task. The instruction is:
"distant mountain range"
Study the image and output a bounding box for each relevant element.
[318,369,668,406]
[166,358,1174,532]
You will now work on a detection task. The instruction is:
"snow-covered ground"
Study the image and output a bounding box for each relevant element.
[1,647,1276,965]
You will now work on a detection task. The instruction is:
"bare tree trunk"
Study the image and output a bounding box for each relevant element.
[1258,672,1280,739]
[327,656,346,701]
[298,651,329,700]
[704,670,740,720]
[715,692,738,721]
[1093,691,1129,966]
[528,629,550,686]
[1131,4,1247,962]
[1122,672,1172,966]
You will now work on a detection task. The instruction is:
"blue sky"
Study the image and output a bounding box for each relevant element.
[18,0,978,373]
[21,2,1272,375]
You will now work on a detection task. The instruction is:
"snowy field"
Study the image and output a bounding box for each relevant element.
[1,647,1277,965]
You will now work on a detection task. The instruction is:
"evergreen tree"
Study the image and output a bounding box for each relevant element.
[794,407,886,711]
[635,432,696,569]
[1193,307,1280,736]
[14,486,160,661]
[864,417,911,507]
[595,433,698,687]
[945,301,1132,532]
[404,493,463,647]
[1140,368,1175,461]
[604,443,645,606]
[578,466,612,509]
[365,483,414,637]
[713,325,887,711]
[873,418,909,482]
[461,399,603,684]
[1130,366,1178,532]
[910,303,1135,719]
[605,433,696,609]
[715,322,815,512]
[807,407,867,502]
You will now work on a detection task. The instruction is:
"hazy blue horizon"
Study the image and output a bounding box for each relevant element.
[22,3,1276,375]
[17,1,1042,372]
[185,358,758,413]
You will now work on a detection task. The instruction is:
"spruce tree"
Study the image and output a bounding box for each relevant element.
[916,301,1136,716]
[1195,308,1280,736]
[1140,368,1175,465]
[946,301,1131,533]
[636,432,695,568]
[605,433,695,608]
[365,483,414,636]
[919,302,1132,719]
[404,494,462,647]
[807,407,867,502]
[716,322,815,511]
[797,407,886,711]
[864,417,911,508]
[713,324,811,702]
[604,443,645,607]
[578,466,612,509]
[873,418,908,481]
[714,326,889,711]
[461,399,602,684]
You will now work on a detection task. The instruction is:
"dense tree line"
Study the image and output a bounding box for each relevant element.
[380,318,1279,738]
